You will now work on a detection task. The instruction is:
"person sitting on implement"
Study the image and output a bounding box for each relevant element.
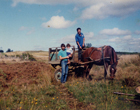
[75,27,85,62]
[58,43,69,83]
[66,43,73,64]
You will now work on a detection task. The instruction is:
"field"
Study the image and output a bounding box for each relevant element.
[0,52,140,110]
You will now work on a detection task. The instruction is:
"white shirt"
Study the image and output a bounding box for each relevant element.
[66,47,73,54]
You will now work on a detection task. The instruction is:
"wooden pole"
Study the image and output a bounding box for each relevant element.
[56,48,58,60]
[72,46,75,62]
[113,92,135,96]
[48,48,51,61]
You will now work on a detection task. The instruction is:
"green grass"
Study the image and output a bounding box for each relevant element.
[2,79,139,110]
[0,85,68,110]
[66,80,140,110]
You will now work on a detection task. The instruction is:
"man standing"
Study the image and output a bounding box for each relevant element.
[58,44,69,83]
[75,27,85,62]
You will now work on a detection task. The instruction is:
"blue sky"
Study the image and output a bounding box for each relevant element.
[0,0,140,52]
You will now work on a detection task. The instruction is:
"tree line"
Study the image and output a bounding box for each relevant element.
[0,48,13,53]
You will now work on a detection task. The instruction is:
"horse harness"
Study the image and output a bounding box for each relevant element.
[85,45,109,62]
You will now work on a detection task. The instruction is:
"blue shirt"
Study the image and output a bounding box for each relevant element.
[58,49,68,61]
[75,33,84,48]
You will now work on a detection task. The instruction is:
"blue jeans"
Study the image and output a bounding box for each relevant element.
[61,60,68,83]
[78,48,82,60]
[78,46,85,61]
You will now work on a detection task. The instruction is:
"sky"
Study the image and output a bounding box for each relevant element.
[0,0,140,52]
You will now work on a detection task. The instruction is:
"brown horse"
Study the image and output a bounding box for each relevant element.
[81,45,118,80]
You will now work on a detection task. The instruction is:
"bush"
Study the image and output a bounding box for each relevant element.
[6,48,13,52]
[16,54,20,58]
[21,53,36,61]
[85,43,92,48]
[0,50,4,53]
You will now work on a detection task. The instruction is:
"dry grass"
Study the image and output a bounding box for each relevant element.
[29,51,49,56]
[3,51,49,63]
[116,54,140,81]
[89,54,140,82]
[5,51,48,56]
[118,54,138,66]
[0,58,24,64]
[4,51,24,56]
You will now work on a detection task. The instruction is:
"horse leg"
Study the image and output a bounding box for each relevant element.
[86,63,93,81]
[83,64,88,78]
[110,64,117,80]
[104,62,109,81]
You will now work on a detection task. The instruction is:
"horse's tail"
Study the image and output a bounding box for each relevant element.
[110,47,117,69]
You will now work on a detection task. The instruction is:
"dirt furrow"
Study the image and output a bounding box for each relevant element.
[56,84,93,110]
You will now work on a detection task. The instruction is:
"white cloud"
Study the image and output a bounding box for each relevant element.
[108,35,140,52]
[19,26,35,35]
[109,35,132,42]
[123,35,131,39]
[108,37,120,42]
[81,0,140,19]
[59,32,94,43]
[11,0,96,7]
[100,28,131,36]
[73,7,78,11]
[19,26,27,31]
[84,32,94,39]
[129,41,138,45]
[12,0,140,20]
[42,16,76,29]
[60,34,75,43]
[134,30,140,35]
[81,3,106,19]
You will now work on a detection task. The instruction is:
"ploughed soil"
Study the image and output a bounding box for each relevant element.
[0,62,53,87]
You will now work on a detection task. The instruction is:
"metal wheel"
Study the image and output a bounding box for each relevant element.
[54,68,62,81]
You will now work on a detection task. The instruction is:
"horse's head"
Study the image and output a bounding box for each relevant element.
[110,66,116,80]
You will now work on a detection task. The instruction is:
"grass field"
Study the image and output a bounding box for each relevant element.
[0,53,140,110]
[4,51,49,62]
[4,51,49,56]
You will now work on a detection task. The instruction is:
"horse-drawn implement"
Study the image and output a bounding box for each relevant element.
[48,45,118,81]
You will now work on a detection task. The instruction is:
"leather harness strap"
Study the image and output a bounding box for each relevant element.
[101,46,104,60]
[85,45,107,61]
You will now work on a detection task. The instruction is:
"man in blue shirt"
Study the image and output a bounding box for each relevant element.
[58,43,69,83]
[75,27,85,62]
